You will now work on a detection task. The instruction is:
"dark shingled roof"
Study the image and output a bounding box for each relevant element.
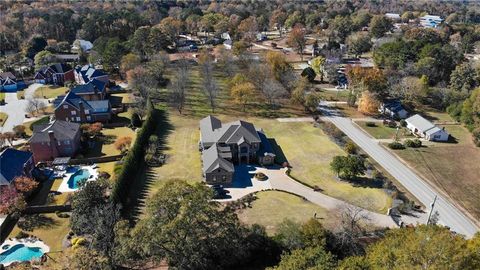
[71,79,106,95]
[29,120,80,144]
[49,63,72,74]
[75,65,107,83]
[0,148,32,185]
[202,143,235,173]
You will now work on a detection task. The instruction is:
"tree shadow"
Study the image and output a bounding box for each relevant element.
[339,176,385,189]
[124,109,174,221]
[17,214,59,232]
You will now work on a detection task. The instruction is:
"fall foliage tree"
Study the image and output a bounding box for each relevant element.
[238,16,258,43]
[114,136,132,153]
[311,56,326,82]
[0,185,26,217]
[231,82,256,111]
[13,176,38,194]
[265,51,292,82]
[120,53,141,75]
[357,91,380,115]
[287,24,307,61]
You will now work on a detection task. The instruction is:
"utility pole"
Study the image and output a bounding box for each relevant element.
[427,195,438,225]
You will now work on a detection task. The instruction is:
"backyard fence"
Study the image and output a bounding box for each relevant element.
[24,204,72,214]
[69,154,123,165]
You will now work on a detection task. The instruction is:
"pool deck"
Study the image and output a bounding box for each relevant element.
[57,165,99,193]
[0,238,50,266]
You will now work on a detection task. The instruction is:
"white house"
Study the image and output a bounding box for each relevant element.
[385,13,401,21]
[379,99,408,119]
[405,114,449,141]
[420,15,443,28]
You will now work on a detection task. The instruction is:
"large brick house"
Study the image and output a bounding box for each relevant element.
[28,120,81,162]
[34,63,74,86]
[70,79,107,101]
[0,148,34,186]
[74,64,109,85]
[199,115,276,185]
[54,91,111,123]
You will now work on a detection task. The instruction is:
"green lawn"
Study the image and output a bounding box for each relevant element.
[355,121,412,140]
[0,112,7,127]
[34,86,69,99]
[0,92,5,100]
[238,191,332,235]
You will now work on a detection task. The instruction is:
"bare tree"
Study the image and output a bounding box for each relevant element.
[262,78,287,108]
[27,97,45,116]
[217,47,235,77]
[169,58,189,114]
[199,51,219,113]
[332,202,372,256]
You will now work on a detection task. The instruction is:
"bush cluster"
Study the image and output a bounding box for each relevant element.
[366,121,377,127]
[388,141,405,149]
[404,139,422,148]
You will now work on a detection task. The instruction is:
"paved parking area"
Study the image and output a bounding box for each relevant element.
[218,165,272,202]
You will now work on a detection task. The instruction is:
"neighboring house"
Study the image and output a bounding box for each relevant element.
[70,79,107,101]
[379,99,408,119]
[385,13,401,21]
[29,120,81,163]
[199,115,276,185]
[72,39,94,52]
[34,63,74,85]
[0,148,34,186]
[74,64,109,85]
[0,72,25,92]
[405,114,449,141]
[420,15,443,28]
[223,39,232,50]
[53,91,112,123]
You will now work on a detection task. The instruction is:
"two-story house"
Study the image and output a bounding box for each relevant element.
[28,120,81,163]
[34,63,74,86]
[74,64,109,85]
[0,72,25,92]
[199,115,275,185]
[53,91,111,123]
[0,148,34,186]
[70,79,107,101]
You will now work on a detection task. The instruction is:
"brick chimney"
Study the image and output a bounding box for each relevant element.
[48,130,59,159]
[78,101,86,122]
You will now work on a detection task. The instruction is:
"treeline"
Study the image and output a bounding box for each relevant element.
[110,99,157,211]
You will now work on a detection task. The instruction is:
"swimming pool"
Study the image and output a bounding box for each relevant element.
[0,244,45,266]
[67,169,91,189]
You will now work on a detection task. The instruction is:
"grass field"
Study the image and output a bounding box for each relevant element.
[0,112,7,127]
[35,86,68,99]
[0,92,5,100]
[237,191,332,235]
[355,121,412,140]
[393,123,480,221]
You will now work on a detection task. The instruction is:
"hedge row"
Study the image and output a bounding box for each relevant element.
[111,99,157,207]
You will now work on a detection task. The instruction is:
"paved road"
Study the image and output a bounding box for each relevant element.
[319,103,478,237]
[0,84,47,132]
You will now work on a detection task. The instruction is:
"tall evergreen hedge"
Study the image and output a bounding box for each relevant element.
[111,99,157,207]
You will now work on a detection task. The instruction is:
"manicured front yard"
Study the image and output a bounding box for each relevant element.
[34,86,69,99]
[238,191,331,235]
[393,124,480,220]
[256,119,392,213]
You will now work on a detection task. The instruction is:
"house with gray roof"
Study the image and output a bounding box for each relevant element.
[405,114,449,141]
[29,120,81,162]
[53,91,111,123]
[0,148,34,186]
[199,115,276,185]
[74,64,109,85]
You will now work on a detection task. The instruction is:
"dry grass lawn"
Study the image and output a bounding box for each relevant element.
[394,123,480,221]
[237,191,332,235]
[9,213,70,252]
[0,112,8,127]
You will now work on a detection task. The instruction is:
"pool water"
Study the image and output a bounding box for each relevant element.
[0,244,44,265]
[67,169,91,189]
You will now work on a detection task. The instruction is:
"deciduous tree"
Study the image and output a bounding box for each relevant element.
[231,82,256,111]
[287,24,307,61]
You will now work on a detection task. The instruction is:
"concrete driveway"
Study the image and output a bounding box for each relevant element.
[0,84,48,132]
[218,165,272,201]
[318,102,479,238]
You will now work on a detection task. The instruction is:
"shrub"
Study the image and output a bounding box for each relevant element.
[366,122,376,127]
[388,142,405,149]
[114,136,133,153]
[301,67,316,82]
[271,42,277,48]
[255,172,268,180]
[322,122,345,140]
[16,231,30,239]
[404,139,422,148]
[344,140,358,154]
[399,119,407,127]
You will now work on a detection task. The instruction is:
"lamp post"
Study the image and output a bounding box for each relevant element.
[427,195,438,225]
